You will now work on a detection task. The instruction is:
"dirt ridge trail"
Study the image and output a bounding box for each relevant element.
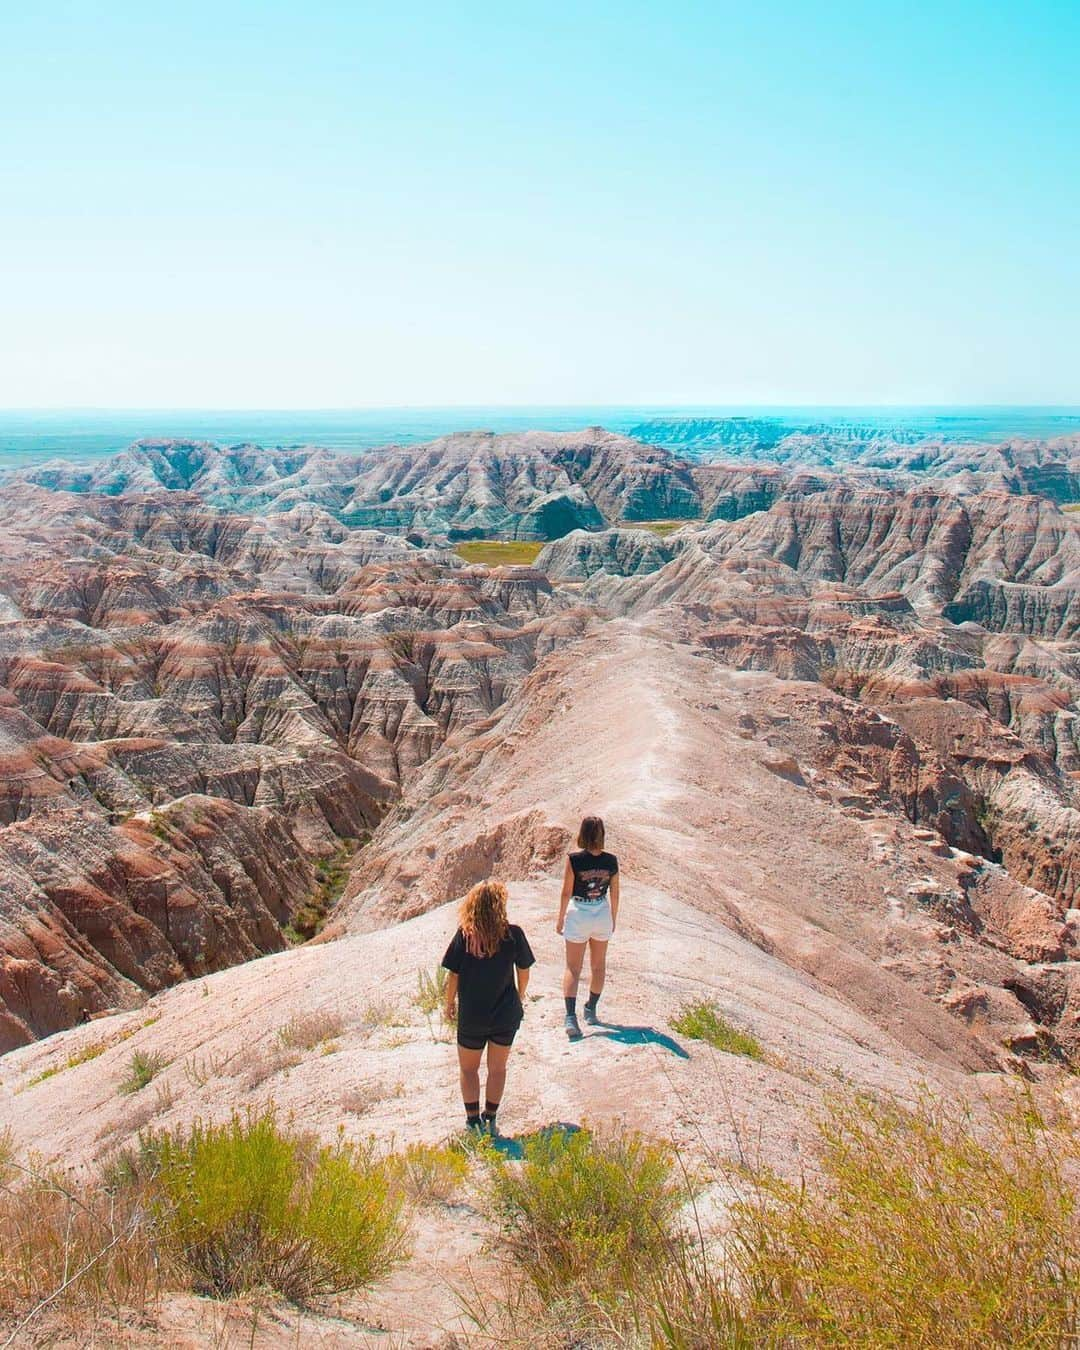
[347,621,1027,1073]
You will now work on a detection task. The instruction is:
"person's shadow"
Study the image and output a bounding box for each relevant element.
[488,1121,582,1159]
[589,1019,690,1059]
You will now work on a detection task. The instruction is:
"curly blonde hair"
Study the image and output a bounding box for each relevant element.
[459,880,510,958]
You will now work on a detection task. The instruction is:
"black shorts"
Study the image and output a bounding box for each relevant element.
[457,1026,518,1051]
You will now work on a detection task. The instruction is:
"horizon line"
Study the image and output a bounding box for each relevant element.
[2,402,1080,416]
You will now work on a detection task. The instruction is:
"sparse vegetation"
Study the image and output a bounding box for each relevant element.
[182,1049,236,1089]
[285,841,358,943]
[487,1128,686,1306]
[671,998,764,1059]
[277,1010,345,1052]
[453,540,545,566]
[388,1141,469,1207]
[236,1043,302,1090]
[150,1112,408,1300]
[24,1036,114,1089]
[475,1096,1080,1347]
[0,1085,1076,1344]
[650,1092,1080,1348]
[339,1083,386,1117]
[415,964,449,1017]
[625,518,696,537]
[118,1050,167,1095]
[360,996,406,1031]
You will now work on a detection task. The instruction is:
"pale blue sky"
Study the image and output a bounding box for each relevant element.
[2,2,1077,408]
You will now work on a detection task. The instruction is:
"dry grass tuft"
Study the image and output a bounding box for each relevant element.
[651,1092,1080,1348]
[277,1010,344,1052]
[387,1142,469,1208]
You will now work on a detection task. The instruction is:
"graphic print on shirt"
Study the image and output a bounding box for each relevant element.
[577,867,612,899]
[570,850,618,901]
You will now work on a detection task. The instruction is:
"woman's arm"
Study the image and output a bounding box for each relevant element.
[516,966,531,1001]
[609,873,620,930]
[557,858,573,934]
[443,971,459,1022]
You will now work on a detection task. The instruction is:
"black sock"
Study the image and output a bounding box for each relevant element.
[586,990,601,1010]
[464,1100,481,1125]
[482,1099,499,1120]
[564,997,577,1017]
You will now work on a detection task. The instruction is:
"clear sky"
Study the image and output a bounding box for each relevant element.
[2,1,1077,408]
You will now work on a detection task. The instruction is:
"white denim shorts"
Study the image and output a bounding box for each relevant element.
[563,897,614,944]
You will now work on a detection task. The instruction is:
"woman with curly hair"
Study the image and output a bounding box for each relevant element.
[442,880,535,1134]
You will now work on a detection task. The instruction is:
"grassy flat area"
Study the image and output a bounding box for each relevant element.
[624,518,697,537]
[453,539,546,566]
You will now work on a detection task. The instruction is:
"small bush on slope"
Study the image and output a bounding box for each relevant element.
[415,964,448,1017]
[487,1128,686,1307]
[151,1111,408,1301]
[118,1049,167,1095]
[387,1141,468,1207]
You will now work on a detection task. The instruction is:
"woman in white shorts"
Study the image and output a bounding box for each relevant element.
[556,815,619,1040]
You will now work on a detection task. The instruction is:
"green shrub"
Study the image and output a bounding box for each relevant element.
[671,1000,763,1060]
[151,1112,407,1300]
[487,1128,686,1305]
[285,844,356,942]
[119,1050,167,1095]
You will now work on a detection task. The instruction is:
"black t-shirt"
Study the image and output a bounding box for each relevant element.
[569,850,619,901]
[441,924,536,1036]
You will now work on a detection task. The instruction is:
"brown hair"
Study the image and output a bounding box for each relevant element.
[577,815,605,851]
[459,879,510,958]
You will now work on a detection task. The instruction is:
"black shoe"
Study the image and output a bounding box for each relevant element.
[466,1117,485,1136]
[583,1003,599,1026]
[565,1013,583,1041]
[482,1114,498,1137]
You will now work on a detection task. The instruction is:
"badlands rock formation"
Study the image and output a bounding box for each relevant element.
[2,438,1080,1065]
[0,486,584,1046]
[630,416,1080,497]
[9,430,704,538]
[15,426,1080,548]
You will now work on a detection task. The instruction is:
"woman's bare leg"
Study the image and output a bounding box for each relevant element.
[457,1045,482,1112]
[562,941,587,1000]
[588,938,608,998]
[563,940,588,1038]
[484,1041,512,1110]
